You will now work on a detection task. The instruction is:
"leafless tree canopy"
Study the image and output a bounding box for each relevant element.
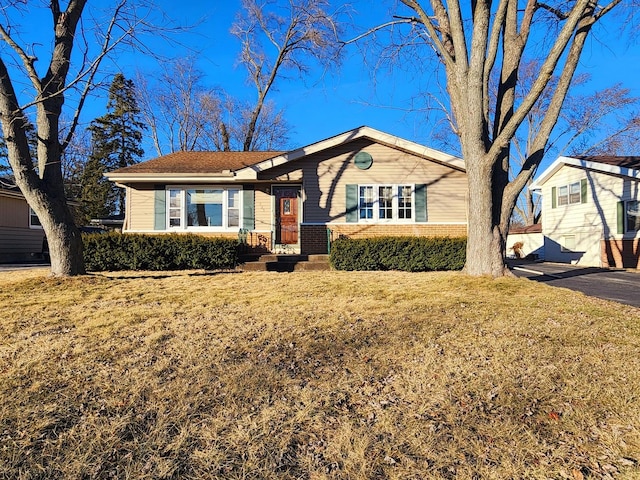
[136,58,290,154]
[137,0,342,154]
[381,0,629,276]
[231,0,342,150]
[503,62,640,225]
[0,1,181,276]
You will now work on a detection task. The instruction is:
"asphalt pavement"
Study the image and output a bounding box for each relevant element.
[509,260,640,308]
[0,263,50,272]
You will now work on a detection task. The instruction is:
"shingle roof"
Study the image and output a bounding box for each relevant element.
[575,156,640,170]
[109,151,285,175]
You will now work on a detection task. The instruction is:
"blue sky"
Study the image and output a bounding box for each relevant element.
[7,1,640,170]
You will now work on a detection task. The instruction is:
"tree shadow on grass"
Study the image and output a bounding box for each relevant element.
[91,269,243,281]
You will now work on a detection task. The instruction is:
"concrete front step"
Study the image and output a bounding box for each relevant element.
[239,254,330,272]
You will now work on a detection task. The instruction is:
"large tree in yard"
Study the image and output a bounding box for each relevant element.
[0,1,153,276]
[395,0,626,277]
[83,73,145,219]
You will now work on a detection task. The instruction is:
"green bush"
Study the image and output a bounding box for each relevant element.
[329,236,466,272]
[83,232,239,271]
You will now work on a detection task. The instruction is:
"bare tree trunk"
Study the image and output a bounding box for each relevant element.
[464,158,511,277]
[0,1,87,276]
[33,194,85,276]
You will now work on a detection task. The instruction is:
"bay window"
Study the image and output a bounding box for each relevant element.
[167,187,241,230]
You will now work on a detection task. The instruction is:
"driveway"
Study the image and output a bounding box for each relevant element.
[0,262,50,272]
[509,260,640,308]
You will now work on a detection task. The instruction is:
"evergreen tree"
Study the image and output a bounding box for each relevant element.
[81,73,145,222]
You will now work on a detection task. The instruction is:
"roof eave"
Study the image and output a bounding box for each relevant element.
[104,172,236,183]
[235,126,465,178]
[531,156,640,190]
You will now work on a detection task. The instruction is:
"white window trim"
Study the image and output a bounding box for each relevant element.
[166,185,243,232]
[626,200,640,233]
[29,207,43,229]
[557,181,581,207]
[357,184,415,223]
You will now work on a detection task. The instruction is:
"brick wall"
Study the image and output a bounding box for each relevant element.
[300,225,330,254]
[300,223,467,255]
[601,239,640,268]
[328,224,467,240]
[188,224,467,255]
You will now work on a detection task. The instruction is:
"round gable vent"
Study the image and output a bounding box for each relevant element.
[354,151,373,170]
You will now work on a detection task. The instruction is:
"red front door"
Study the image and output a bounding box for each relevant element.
[275,187,299,245]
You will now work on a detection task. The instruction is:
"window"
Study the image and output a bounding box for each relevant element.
[378,186,393,219]
[29,208,42,228]
[569,182,581,204]
[561,235,576,252]
[556,180,584,207]
[359,186,374,219]
[167,187,241,230]
[169,189,182,227]
[626,200,640,233]
[357,184,414,222]
[398,185,412,219]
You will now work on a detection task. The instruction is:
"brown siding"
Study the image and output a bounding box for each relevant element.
[0,226,45,258]
[126,183,156,231]
[0,194,30,228]
[259,138,467,224]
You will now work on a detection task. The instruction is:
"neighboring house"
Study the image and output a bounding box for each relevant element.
[0,180,46,263]
[530,155,640,268]
[106,126,468,254]
[506,223,544,260]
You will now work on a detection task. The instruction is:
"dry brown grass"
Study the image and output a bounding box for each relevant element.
[1,268,639,479]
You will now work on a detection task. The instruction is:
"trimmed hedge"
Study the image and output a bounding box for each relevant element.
[329,236,466,272]
[83,232,239,271]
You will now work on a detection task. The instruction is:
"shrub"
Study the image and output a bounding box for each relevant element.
[329,236,466,271]
[83,232,239,271]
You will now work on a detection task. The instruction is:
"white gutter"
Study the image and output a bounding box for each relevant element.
[531,156,640,191]
[105,172,235,183]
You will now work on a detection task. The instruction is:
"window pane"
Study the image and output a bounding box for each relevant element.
[228,189,240,227]
[379,186,393,219]
[29,208,41,227]
[569,182,581,204]
[561,235,575,252]
[359,186,374,219]
[557,186,569,206]
[398,185,412,219]
[187,189,222,226]
[169,190,182,227]
[627,201,640,232]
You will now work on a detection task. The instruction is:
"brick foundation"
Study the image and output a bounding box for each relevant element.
[601,239,640,268]
[328,224,467,240]
[194,224,467,255]
[301,223,467,255]
[300,225,331,254]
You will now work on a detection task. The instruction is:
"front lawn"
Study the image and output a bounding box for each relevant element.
[1,269,639,479]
